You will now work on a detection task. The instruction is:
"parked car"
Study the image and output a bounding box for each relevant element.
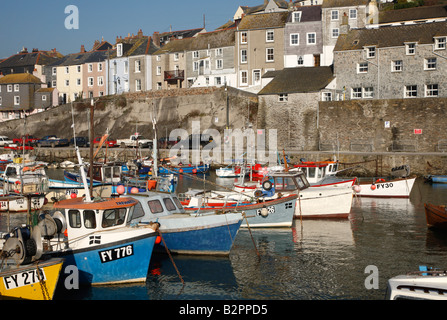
[0,136,13,147]
[117,135,152,148]
[37,135,69,148]
[158,136,179,149]
[13,134,39,146]
[70,137,89,147]
[93,137,118,148]
[174,134,215,150]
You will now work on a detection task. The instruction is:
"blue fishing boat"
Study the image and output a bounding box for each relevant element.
[41,196,159,285]
[128,191,242,256]
[425,175,447,184]
[158,163,209,175]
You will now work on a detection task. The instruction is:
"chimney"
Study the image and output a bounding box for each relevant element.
[152,32,161,47]
[340,12,350,35]
[138,29,143,38]
[80,45,86,53]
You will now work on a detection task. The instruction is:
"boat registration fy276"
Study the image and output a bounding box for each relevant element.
[3,268,46,290]
[99,244,134,263]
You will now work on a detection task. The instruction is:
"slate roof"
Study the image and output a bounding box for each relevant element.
[154,28,236,54]
[334,21,447,51]
[321,0,369,8]
[48,50,110,67]
[0,73,42,84]
[157,28,205,47]
[241,0,290,15]
[258,66,334,95]
[378,5,447,24]
[109,37,158,59]
[238,11,289,30]
[0,50,60,69]
[286,5,322,23]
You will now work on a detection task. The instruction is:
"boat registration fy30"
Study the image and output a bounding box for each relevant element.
[3,268,46,290]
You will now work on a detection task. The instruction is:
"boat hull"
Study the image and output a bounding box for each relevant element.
[49,230,156,286]
[0,258,64,300]
[425,203,447,230]
[295,187,354,219]
[0,195,46,212]
[155,214,242,255]
[159,164,209,175]
[356,177,416,198]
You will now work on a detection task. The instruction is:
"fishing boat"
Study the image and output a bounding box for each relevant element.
[425,175,447,184]
[0,192,46,212]
[424,203,447,230]
[0,225,64,300]
[63,162,122,185]
[46,178,111,203]
[159,163,209,175]
[128,191,243,255]
[387,266,447,300]
[215,166,244,178]
[355,176,416,198]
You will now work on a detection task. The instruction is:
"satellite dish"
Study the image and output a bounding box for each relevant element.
[52,211,67,234]
[30,226,43,261]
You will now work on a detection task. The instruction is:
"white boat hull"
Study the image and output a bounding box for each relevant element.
[356,177,416,198]
[0,195,46,212]
[295,186,354,219]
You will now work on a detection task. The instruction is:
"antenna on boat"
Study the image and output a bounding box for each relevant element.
[71,102,92,203]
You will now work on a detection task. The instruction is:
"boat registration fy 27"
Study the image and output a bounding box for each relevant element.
[3,267,46,290]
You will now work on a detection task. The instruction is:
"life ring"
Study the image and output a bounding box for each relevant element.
[262,180,273,191]
[376,178,385,183]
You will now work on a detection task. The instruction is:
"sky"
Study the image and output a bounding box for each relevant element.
[0,0,262,59]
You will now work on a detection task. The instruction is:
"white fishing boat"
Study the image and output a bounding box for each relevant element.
[387,266,447,300]
[0,192,46,212]
[216,167,244,178]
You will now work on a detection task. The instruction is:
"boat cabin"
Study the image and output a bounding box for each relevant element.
[51,197,140,248]
[268,171,310,192]
[1,162,49,194]
[92,163,122,184]
[293,161,339,184]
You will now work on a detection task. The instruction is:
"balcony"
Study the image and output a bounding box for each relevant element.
[164,70,184,82]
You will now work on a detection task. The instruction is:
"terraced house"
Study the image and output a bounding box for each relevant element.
[333,21,447,100]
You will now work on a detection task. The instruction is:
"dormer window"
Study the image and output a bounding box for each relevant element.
[292,11,301,23]
[366,46,376,58]
[405,43,416,55]
[117,43,123,57]
[435,37,446,50]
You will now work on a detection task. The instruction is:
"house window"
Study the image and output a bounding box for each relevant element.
[363,87,374,99]
[307,33,316,45]
[135,60,141,72]
[98,76,104,86]
[42,95,47,101]
[135,79,142,92]
[290,34,299,46]
[77,65,81,73]
[331,10,339,20]
[124,61,128,74]
[349,9,357,19]
[193,61,199,71]
[88,64,93,72]
[65,67,69,74]
[7,85,12,92]
[406,43,416,55]
[278,94,288,102]
[52,67,57,75]
[157,82,162,90]
[214,77,222,86]
[292,11,302,23]
[266,30,274,42]
[240,71,248,85]
[117,43,123,57]
[404,85,417,98]
[52,80,57,87]
[14,84,19,92]
[14,96,20,105]
[193,51,199,59]
[332,28,339,38]
[266,48,274,62]
[322,92,332,101]
[435,37,446,50]
[366,47,376,58]
[391,60,403,72]
[174,53,179,61]
[65,80,70,86]
[216,48,223,56]
[216,59,223,69]
[156,66,162,75]
[357,62,368,73]
[425,58,437,70]
[426,84,439,97]
[241,32,248,44]
[88,77,94,86]
[253,70,261,85]
[98,63,103,72]
[156,55,161,61]
[352,87,362,99]
[297,56,304,65]
[241,49,247,63]
[77,78,81,86]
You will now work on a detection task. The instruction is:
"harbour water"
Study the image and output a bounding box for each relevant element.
[1,172,447,301]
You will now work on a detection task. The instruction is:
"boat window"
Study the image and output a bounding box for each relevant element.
[308,167,316,178]
[83,210,96,229]
[163,198,177,211]
[274,177,297,191]
[317,167,325,178]
[132,203,145,220]
[102,208,127,228]
[68,209,81,228]
[172,197,184,209]
[148,200,164,214]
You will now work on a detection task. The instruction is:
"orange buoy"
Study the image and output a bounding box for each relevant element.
[155,236,162,244]
[192,168,197,174]
[70,193,77,199]
[147,180,157,190]
[371,184,376,190]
